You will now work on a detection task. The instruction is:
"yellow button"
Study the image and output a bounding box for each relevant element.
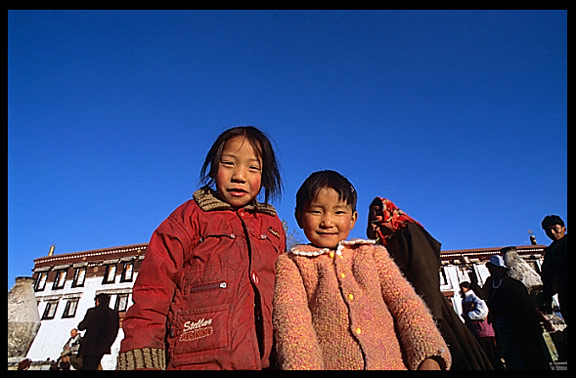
[340,273,346,279]
[348,293,354,300]
[355,327,362,335]
[338,254,344,259]
[329,251,335,258]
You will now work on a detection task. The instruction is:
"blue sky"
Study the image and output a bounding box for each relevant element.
[8,10,567,288]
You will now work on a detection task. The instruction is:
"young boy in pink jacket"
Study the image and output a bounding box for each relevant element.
[273,170,451,370]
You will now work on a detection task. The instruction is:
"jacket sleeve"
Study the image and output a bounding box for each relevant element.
[467,293,489,321]
[273,254,324,369]
[117,214,193,370]
[374,246,451,370]
[77,307,92,332]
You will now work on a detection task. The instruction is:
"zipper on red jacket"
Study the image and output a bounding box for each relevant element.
[189,281,227,293]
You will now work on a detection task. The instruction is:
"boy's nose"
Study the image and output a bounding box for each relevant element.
[320,216,334,228]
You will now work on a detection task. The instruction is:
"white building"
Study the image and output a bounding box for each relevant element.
[437,244,547,320]
[20,242,551,369]
[25,243,147,370]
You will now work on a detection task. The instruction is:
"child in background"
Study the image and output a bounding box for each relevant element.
[117,126,286,370]
[273,170,450,370]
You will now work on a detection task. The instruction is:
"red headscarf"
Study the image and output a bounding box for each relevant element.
[368,197,423,246]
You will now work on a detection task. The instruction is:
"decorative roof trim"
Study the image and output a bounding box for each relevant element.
[33,243,148,265]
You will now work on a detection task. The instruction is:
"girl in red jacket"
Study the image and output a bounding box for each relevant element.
[117,126,286,370]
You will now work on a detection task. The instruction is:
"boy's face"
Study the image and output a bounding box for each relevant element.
[296,187,358,249]
[215,135,262,208]
[544,224,566,241]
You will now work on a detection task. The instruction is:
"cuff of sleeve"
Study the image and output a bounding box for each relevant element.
[409,345,452,370]
[116,348,166,370]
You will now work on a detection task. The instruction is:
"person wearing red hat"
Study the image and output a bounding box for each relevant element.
[367,197,494,370]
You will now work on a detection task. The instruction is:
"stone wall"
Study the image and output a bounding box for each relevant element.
[8,277,41,359]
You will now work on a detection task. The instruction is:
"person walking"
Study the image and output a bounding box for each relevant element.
[482,255,551,370]
[78,293,119,370]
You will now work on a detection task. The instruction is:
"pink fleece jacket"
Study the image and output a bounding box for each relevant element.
[273,239,451,370]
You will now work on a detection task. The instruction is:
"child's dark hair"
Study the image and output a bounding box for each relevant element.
[295,170,357,213]
[541,215,565,229]
[200,126,282,203]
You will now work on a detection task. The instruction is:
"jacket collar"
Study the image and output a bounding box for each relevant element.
[193,187,277,216]
[289,239,376,257]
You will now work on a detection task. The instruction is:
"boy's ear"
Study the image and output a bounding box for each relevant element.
[295,210,304,229]
[349,210,359,230]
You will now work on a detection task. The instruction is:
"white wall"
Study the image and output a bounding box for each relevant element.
[26,272,136,370]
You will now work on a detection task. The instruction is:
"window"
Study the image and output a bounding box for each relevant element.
[120,262,134,282]
[103,264,117,284]
[527,260,541,274]
[52,269,67,290]
[115,294,130,312]
[35,272,48,292]
[439,267,449,287]
[62,298,80,318]
[41,301,59,320]
[72,267,87,287]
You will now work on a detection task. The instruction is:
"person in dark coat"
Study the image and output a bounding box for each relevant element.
[482,255,551,370]
[540,215,568,324]
[367,197,494,370]
[78,293,119,370]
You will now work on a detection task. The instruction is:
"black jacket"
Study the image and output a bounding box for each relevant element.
[78,303,119,356]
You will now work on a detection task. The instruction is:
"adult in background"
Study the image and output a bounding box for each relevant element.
[482,255,551,370]
[459,281,504,370]
[59,328,83,370]
[540,215,568,324]
[367,197,494,370]
[78,293,119,370]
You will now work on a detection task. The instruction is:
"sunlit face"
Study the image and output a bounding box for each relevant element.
[296,187,358,249]
[544,224,566,241]
[215,136,262,208]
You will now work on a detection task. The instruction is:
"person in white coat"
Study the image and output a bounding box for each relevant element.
[460,281,504,370]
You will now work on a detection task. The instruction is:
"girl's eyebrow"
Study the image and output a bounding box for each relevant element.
[221,152,261,162]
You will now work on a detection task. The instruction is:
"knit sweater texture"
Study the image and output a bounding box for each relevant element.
[273,239,451,370]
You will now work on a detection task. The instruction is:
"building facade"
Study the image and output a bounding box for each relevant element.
[24,243,147,370]
[19,242,550,369]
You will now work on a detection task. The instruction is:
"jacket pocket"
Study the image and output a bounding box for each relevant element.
[168,304,230,367]
[182,265,232,308]
[189,281,227,294]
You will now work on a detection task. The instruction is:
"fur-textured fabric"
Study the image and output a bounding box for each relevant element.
[273,239,451,370]
[193,186,277,216]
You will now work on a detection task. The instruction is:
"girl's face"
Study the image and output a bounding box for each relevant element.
[215,135,262,208]
[297,187,358,249]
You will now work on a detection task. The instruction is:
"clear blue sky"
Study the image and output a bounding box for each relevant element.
[8,10,567,288]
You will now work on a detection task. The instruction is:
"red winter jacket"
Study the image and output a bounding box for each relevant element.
[117,188,286,370]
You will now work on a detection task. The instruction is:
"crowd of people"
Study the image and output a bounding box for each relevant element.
[19,126,567,370]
